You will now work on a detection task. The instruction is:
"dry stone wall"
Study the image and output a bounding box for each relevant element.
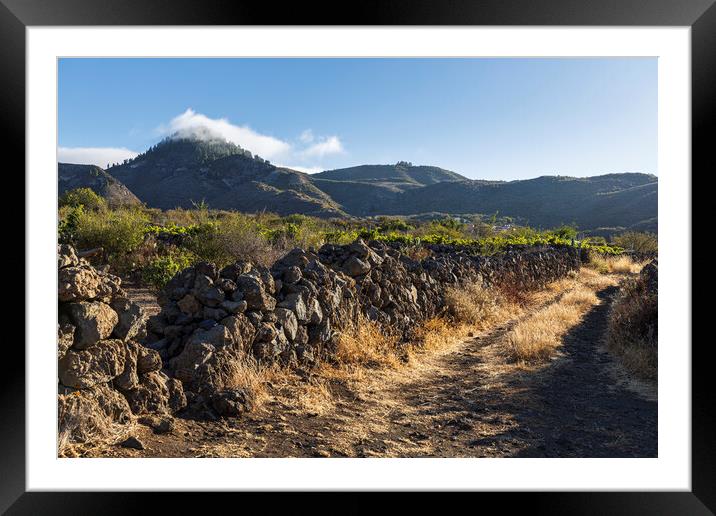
[57,245,186,447]
[148,240,580,417]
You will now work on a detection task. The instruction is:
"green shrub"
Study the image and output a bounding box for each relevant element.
[59,188,106,211]
[142,249,195,289]
[73,208,149,266]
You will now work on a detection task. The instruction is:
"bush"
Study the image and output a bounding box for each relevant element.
[59,187,106,211]
[606,269,658,380]
[611,231,658,254]
[72,208,149,270]
[141,249,195,289]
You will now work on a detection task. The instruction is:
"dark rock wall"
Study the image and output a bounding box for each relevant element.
[148,240,580,413]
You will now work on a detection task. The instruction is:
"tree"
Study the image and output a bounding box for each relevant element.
[611,231,658,253]
[59,187,106,211]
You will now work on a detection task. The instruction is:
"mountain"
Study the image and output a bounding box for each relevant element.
[106,135,345,217]
[380,173,657,231]
[58,163,141,207]
[83,134,657,231]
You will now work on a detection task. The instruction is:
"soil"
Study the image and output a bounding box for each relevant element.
[105,278,657,458]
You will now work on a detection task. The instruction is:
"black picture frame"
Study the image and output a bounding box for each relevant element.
[3,0,709,511]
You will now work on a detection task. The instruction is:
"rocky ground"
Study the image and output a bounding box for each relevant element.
[100,272,657,458]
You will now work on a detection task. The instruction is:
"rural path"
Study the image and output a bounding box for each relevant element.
[106,278,657,458]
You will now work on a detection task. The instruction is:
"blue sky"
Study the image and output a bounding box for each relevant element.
[58,58,656,180]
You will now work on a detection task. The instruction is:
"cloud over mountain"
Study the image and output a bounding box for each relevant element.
[58,146,139,168]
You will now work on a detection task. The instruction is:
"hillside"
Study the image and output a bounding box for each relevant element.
[107,135,345,217]
[58,163,141,207]
[76,134,659,231]
[376,173,657,232]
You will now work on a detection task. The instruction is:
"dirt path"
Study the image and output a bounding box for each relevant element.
[102,275,657,458]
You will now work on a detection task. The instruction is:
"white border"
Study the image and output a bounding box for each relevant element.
[27,27,691,491]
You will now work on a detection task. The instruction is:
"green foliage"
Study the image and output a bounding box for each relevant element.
[142,248,195,289]
[59,188,106,211]
[550,225,578,240]
[611,231,658,254]
[68,207,150,268]
[58,205,84,244]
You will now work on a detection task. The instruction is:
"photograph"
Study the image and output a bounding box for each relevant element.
[56,56,659,459]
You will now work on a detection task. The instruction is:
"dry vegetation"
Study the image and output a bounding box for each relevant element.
[588,253,643,275]
[606,274,658,380]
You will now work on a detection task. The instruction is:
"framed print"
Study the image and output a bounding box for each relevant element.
[3,0,711,511]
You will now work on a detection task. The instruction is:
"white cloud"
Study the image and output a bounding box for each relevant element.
[301,136,344,158]
[158,108,291,160]
[58,146,139,168]
[277,164,324,174]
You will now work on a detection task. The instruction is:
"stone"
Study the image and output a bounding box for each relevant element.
[110,297,145,341]
[278,292,308,322]
[137,346,162,374]
[58,244,79,269]
[283,266,302,284]
[221,300,247,314]
[123,371,170,415]
[58,383,132,445]
[114,341,140,391]
[58,266,102,302]
[275,308,298,341]
[120,436,145,450]
[220,314,255,353]
[177,294,201,315]
[236,274,275,311]
[171,342,215,383]
[203,306,228,321]
[58,339,127,389]
[67,301,119,349]
[211,389,255,417]
[58,319,75,360]
[344,256,371,277]
[139,414,175,434]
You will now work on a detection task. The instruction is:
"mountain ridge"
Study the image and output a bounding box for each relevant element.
[59,135,657,232]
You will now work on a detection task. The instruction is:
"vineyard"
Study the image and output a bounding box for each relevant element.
[59,187,644,290]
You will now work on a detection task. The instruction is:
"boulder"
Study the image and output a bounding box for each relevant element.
[275,308,298,341]
[211,388,255,417]
[110,297,145,341]
[58,339,126,389]
[67,301,119,349]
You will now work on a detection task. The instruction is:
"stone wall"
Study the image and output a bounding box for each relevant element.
[57,245,186,448]
[147,240,580,417]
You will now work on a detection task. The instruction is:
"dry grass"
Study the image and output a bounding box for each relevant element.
[220,353,281,408]
[58,391,137,457]
[588,254,644,275]
[333,315,402,368]
[606,276,658,380]
[504,283,600,363]
[444,282,502,327]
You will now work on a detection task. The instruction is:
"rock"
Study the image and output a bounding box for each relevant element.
[58,339,126,389]
[137,346,162,374]
[166,377,187,413]
[188,325,235,349]
[192,275,225,307]
[221,300,247,314]
[278,292,308,322]
[236,274,276,311]
[171,342,215,383]
[57,319,75,360]
[58,244,79,269]
[211,389,255,417]
[67,301,118,349]
[203,306,228,321]
[120,436,145,450]
[344,256,371,277]
[308,298,323,325]
[275,308,298,341]
[139,414,175,434]
[114,341,140,391]
[122,371,170,415]
[177,294,201,315]
[58,266,102,302]
[194,262,219,281]
[283,266,302,284]
[110,297,145,341]
[220,314,255,352]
